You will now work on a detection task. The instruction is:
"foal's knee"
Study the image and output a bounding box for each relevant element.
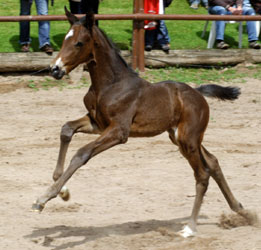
[60,123,74,143]
[53,169,63,182]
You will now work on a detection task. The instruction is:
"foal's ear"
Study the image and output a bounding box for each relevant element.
[64,6,78,25]
[84,12,95,31]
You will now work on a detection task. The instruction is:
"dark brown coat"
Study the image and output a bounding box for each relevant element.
[32,10,248,239]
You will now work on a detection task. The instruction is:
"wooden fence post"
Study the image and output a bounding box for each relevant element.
[132,0,145,72]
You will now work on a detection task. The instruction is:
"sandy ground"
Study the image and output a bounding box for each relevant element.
[0,74,260,250]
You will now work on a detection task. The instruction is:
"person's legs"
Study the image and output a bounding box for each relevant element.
[157,20,170,44]
[190,0,200,9]
[189,0,200,3]
[19,0,32,48]
[157,20,170,52]
[82,0,100,17]
[81,0,99,24]
[202,0,208,7]
[243,7,261,48]
[80,0,87,13]
[209,6,228,41]
[243,7,258,41]
[69,0,81,14]
[35,0,51,50]
[145,29,156,51]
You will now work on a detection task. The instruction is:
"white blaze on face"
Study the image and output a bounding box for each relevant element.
[65,29,74,40]
[54,57,64,68]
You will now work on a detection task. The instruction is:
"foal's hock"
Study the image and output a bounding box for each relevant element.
[33,9,249,238]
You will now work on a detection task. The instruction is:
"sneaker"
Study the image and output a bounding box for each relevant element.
[21,44,30,52]
[249,41,261,49]
[216,41,229,49]
[190,3,199,9]
[40,44,54,54]
[145,44,152,51]
[161,44,170,53]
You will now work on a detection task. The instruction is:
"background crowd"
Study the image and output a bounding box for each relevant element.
[19,0,101,54]
[19,0,261,54]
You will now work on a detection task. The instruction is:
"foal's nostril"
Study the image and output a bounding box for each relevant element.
[50,65,59,73]
[50,65,65,80]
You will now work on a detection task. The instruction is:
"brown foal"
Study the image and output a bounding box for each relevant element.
[33,9,247,237]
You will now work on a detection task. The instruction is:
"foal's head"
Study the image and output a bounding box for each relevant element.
[50,8,96,79]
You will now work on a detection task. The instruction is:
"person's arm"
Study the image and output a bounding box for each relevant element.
[209,0,229,8]
[236,0,243,7]
[234,0,243,14]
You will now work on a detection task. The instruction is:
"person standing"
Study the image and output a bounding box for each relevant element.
[208,0,261,49]
[69,0,81,14]
[144,0,172,53]
[81,0,101,25]
[19,0,53,54]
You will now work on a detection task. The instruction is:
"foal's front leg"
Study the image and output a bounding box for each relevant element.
[32,124,128,212]
[53,115,100,201]
[53,114,99,182]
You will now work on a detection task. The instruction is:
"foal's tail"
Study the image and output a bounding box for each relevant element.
[195,84,241,101]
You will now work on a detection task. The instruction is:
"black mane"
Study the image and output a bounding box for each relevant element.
[80,16,138,75]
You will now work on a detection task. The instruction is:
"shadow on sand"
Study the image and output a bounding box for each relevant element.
[25,216,209,249]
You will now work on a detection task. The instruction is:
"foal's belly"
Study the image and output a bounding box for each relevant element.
[129,117,174,137]
[129,84,181,137]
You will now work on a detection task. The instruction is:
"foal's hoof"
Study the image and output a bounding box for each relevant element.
[178,225,196,238]
[32,201,45,212]
[59,186,70,201]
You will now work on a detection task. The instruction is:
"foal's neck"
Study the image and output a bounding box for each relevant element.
[87,27,131,93]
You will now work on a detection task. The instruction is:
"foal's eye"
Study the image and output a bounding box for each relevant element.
[74,42,83,48]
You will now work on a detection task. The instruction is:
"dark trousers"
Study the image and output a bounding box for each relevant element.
[81,0,100,25]
[69,0,81,14]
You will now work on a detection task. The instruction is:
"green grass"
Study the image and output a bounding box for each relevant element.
[17,63,260,92]
[0,0,255,52]
[142,66,252,85]
[1,0,261,86]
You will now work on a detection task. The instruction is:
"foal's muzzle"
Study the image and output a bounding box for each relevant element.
[50,65,65,80]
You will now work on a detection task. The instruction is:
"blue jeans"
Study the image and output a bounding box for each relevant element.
[19,0,50,48]
[209,5,258,42]
[157,20,170,44]
[145,20,170,46]
[189,0,208,6]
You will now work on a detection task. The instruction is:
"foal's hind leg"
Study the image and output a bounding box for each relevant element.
[169,128,210,237]
[180,144,210,237]
[200,145,244,212]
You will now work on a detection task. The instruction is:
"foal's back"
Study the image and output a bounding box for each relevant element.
[129,78,209,138]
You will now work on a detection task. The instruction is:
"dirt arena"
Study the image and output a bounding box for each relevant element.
[0,74,260,250]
